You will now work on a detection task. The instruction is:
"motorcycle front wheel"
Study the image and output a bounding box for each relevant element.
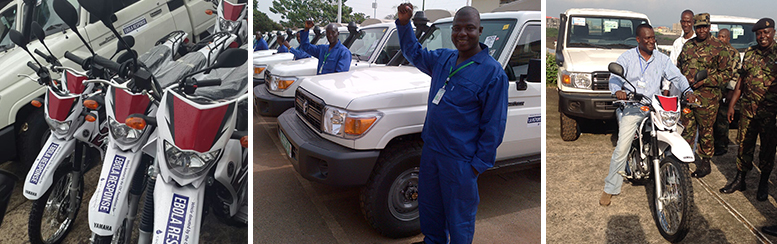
[28,164,83,244]
[649,156,693,243]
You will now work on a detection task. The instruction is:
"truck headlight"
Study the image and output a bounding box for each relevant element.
[322,106,382,139]
[268,76,297,91]
[254,65,266,78]
[109,117,144,144]
[45,117,72,136]
[560,70,592,89]
[164,140,220,178]
[660,111,680,127]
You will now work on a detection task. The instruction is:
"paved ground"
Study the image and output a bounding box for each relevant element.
[546,87,777,243]
[0,157,246,243]
[254,108,541,243]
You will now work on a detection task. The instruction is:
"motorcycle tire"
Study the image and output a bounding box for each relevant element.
[28,163,83,244]
[648,156,693,243]
[92,219,127,244]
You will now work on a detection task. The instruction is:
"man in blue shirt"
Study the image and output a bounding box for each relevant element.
[397,4,506,243]
[278,32,312,60]
[299,21,351,75]
[276,34,289,53]
[254,32,268,51]
[601,24,697,206]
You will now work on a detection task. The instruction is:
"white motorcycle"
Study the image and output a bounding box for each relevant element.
[609,62,705,243]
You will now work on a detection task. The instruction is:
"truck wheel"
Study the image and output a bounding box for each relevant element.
[18,109,49,166]
[360,140,422,238]
[560,112,580,141]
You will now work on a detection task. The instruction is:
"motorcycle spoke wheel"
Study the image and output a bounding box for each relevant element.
[649,157,693,242]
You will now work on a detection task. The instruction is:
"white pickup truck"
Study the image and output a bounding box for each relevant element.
[0,0,214,165]
[256,21,411,116]
[277,10,541,237]
[554,8,650,141]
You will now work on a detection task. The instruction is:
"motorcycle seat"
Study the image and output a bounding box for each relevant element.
[137,45,173,74]
[153,52,208,89]
[186,62,248,103]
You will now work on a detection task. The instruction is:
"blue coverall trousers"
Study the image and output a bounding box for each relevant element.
[419,145,480,244]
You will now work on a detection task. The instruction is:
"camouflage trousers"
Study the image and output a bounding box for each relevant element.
[682,87,721,158]
[735,109,777,173]
[713,95,731,151]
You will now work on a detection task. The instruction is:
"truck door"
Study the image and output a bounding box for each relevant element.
[83,0,177,58]
[496,22,541,159]
[181,0,215,41]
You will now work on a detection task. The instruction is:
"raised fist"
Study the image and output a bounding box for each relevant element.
[397,3,413,25]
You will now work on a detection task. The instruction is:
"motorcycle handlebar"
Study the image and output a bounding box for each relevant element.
[34,49,53,62]
[91,55,122,73]
[64,51,86,66]
[27,62,40,73]
[196,79,221,87]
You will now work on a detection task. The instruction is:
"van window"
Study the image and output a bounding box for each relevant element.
[710,23,755,52]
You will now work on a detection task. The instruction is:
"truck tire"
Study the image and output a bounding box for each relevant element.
[18,109,49,166]
[560,112,580,141]
[360,140,422,238]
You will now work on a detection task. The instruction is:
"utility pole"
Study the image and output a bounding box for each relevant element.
[372,0,377,19]
[337,0,342,24]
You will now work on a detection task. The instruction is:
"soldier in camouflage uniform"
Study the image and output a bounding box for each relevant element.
[677,13,738,178]
[719,18,777,202]
[713,29,740,156]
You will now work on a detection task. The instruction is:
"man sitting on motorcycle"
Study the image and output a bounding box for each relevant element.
[601,23,698,206]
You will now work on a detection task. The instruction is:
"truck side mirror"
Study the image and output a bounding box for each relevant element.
[517,59,541,91]
[608,62,624,78]
[412,11,430,37]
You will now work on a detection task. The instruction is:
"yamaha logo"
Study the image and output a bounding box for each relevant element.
[302,100,309,114]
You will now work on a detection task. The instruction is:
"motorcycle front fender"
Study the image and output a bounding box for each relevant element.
[23,135,75,200]
[152,178,205,244]
[656,130,695,163]
[88,142,145,236]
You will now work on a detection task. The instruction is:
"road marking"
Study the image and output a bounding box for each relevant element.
[696,177,773,244]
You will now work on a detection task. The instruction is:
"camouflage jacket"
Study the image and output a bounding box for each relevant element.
[739,43,777,118]
[677,36,738,89]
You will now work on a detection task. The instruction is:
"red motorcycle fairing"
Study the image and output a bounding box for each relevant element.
[222,0,245,21]
[112,87,151,123]
[65,70,88,94]
[656,95,678,112]
[47,91,77,122]
[166,93,234,153]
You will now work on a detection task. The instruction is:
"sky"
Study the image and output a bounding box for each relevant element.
[547,0,775,27]
[257,0,468,24]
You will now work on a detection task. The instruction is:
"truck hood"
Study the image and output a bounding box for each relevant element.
[254,52,294,65]
[254,50,277,58]
[299,66,431,110]
[562,48,628,72]
[268,58,377,77]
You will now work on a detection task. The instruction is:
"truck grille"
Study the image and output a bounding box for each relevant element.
[264,70,272,83]
[295,88,325,131]
[592,72,610,91]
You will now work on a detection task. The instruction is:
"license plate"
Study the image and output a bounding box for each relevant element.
[278,130,292,158]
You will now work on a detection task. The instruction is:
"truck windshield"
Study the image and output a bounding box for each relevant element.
[711,22,755,52]
[0,5,17,52]
[29,0,81,36]
[349,27,388,61]
[565,16,647,49]
[421,19,517,59]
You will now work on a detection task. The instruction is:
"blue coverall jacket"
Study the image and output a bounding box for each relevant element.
[277,44,289,53]
[395,18,508,244]
[298,29,351,75]
[288,47,312,60]
[254,38,268,51]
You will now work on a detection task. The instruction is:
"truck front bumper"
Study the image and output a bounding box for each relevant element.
[558,90,616,120]
[255,85,294,117]
[253,77,264,87]
[277,109,380,187]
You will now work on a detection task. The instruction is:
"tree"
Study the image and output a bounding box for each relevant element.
[269,0,369,28]
[254,0,282,33]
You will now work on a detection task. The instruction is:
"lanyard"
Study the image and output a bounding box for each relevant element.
[319,52,331,74]
[636,48,650,76]
[444,61,475,88]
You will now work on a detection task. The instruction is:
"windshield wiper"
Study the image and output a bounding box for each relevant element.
[568,42,611,49]
[352,53,365,61]
[0,43,13,52]
[603,43,635,49]
[45,23,66,32]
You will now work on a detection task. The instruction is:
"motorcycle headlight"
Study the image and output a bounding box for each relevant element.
[218,17,238,32]
[660,111,680,128]
[45,117,72,136]
[254,65,266,79]
[109,117,144,144]
[322,106,382,139]
[163,140,220,178]
[268,76,297,91]
[560,70,592,89]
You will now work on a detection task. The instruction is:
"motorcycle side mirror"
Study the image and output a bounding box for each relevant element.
[212,48,247,69]
[53,0,79,30]
[116,35,135,52]
[695,69,708,82]
[78,0,113,24]
[608,62,624,78]
[31,22,46,42]
[8,29,28,48]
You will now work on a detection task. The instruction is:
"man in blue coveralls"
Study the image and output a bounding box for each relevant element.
[396,4,507,243]
[277,32,312,60]
[254,32,268,51]
[299,21,351,75]
[276,34,289,53]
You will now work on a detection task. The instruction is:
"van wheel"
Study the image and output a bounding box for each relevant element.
[18,109,49,166]
[360,140,422,238]
[560,112,580,141]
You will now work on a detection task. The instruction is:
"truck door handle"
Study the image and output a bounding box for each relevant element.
[150,9,162,18]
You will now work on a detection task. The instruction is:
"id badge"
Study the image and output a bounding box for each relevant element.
[637,77,647,89]
[432,87,445,105]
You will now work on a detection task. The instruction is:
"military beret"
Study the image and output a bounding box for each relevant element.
[693,13,710,27]
[753,18,775,32]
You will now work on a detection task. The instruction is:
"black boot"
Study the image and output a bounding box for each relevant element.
[758,172,770,201]
[720,170,747,194]
[692,158,712,178]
